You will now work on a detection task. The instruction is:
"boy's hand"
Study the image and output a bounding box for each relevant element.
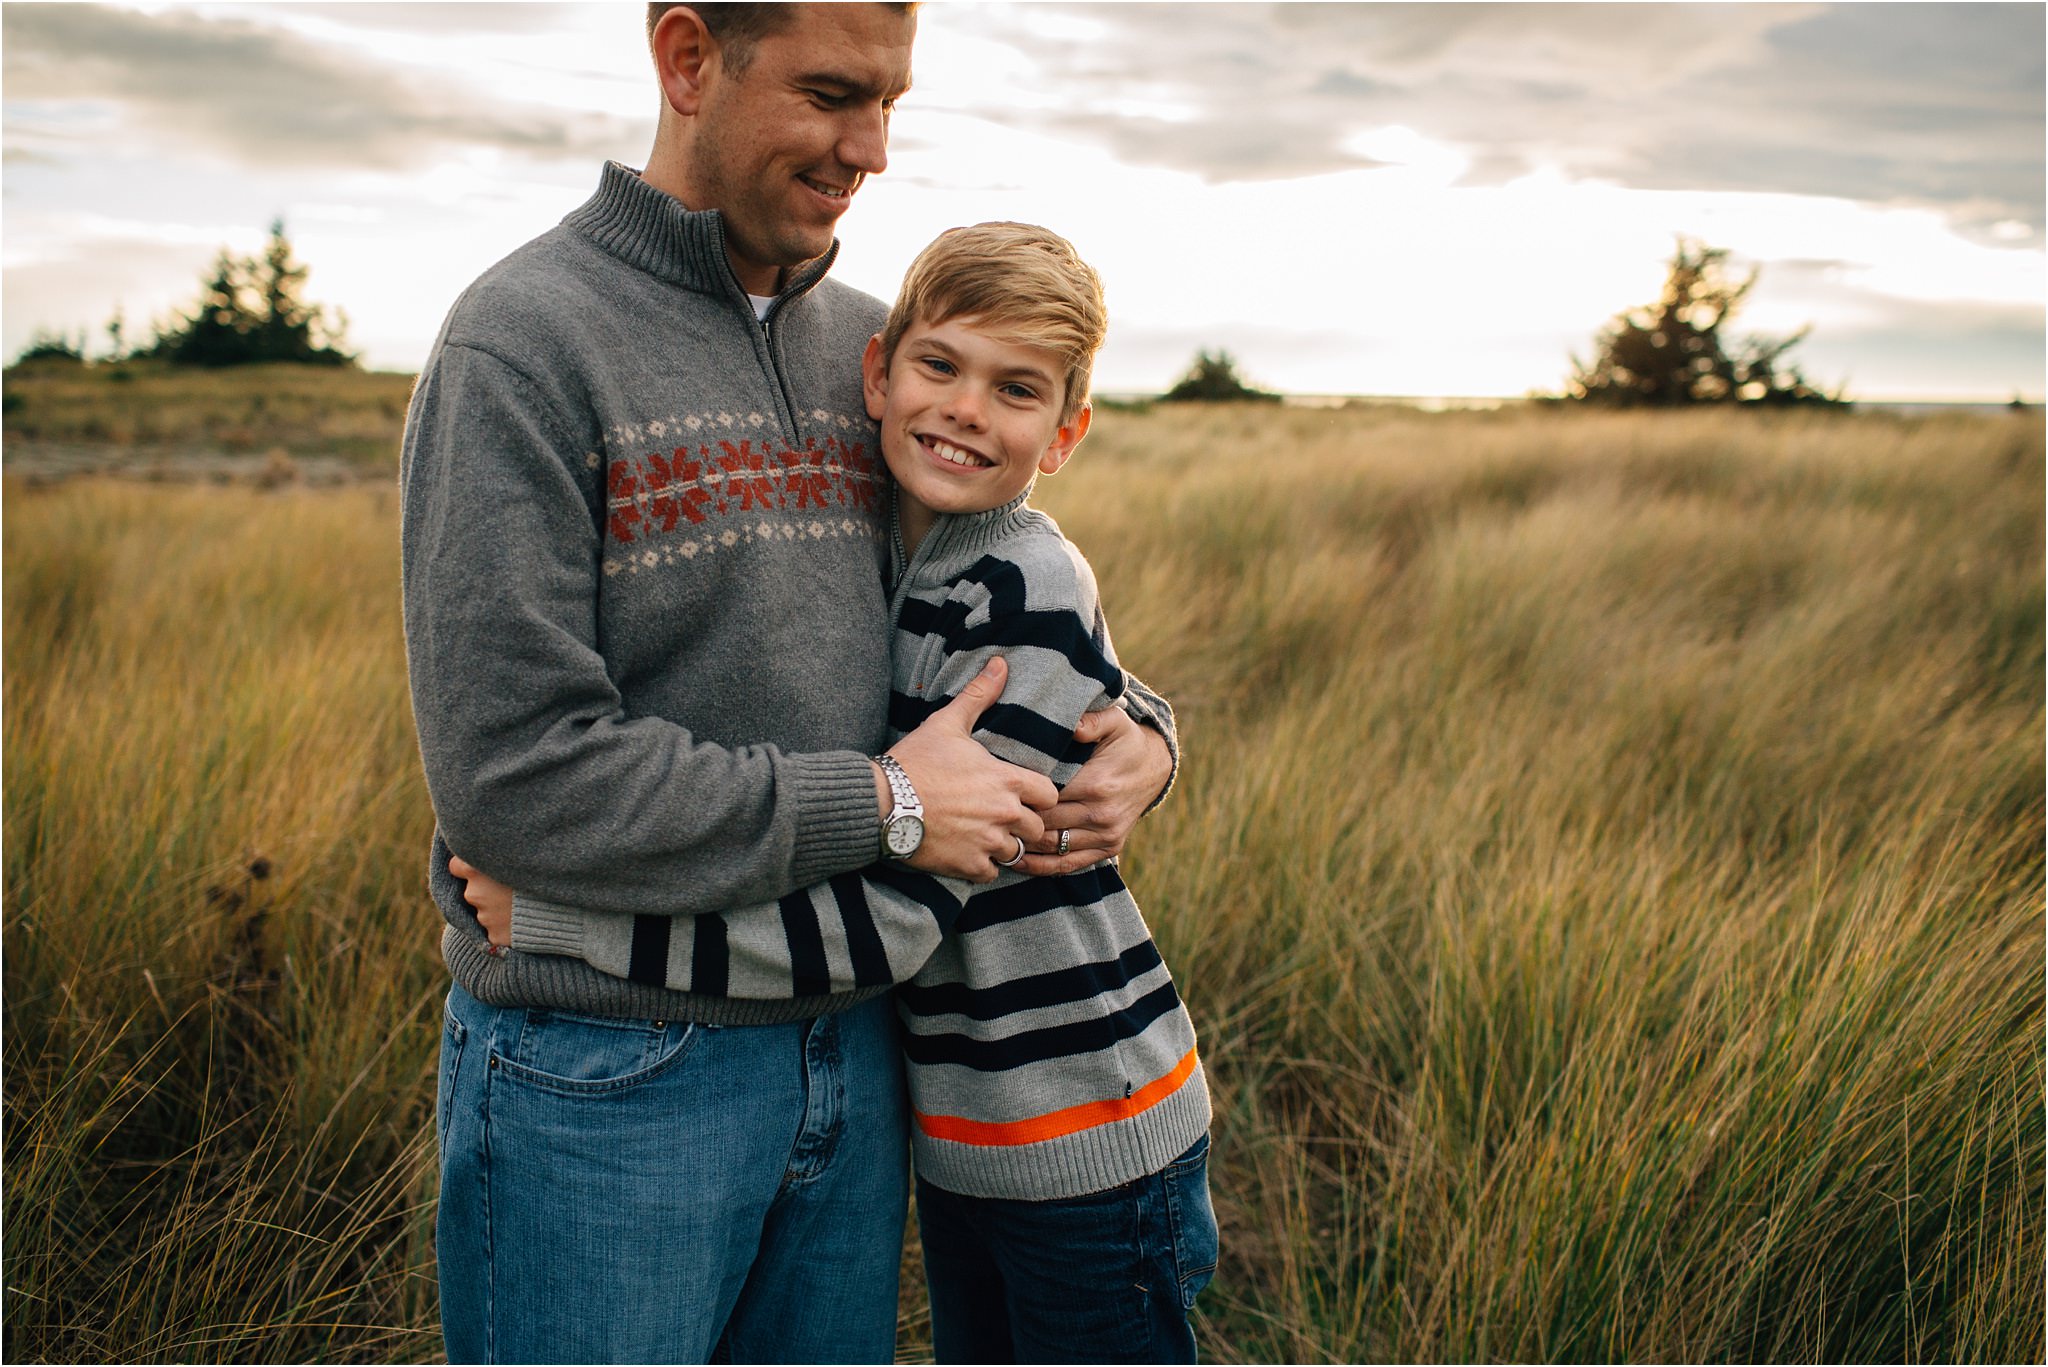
[448,854,514,950]
[885,656,1056,881]
[1015,707,1171,876]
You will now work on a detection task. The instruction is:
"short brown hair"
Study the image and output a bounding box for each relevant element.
[647,4,912,77]
[878,223,1108,424]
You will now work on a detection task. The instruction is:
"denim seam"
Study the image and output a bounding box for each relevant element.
[439,1012,468,1143]
[1162,1159,1216,1310]
[1136,1182,1160,1359]
[480,1017,497,1366]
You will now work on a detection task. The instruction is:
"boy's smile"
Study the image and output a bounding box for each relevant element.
[862,318,1091,554]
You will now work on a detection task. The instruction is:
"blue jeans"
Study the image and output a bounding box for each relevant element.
[435,983,909,1364]
[916,1136,1219,1364]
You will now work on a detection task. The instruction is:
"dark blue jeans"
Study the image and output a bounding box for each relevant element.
[916,1136,1218,1364]
[435,984,909,1364]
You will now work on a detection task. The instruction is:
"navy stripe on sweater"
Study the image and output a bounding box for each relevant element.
[889,691,1097,767]
[831,872,894,989]
[691,914,729,997]
[779,890,830,996]
[947,557,1124,699]
[628,914,670,986]
[897,939,1165,1023]
[900,980,1184,1072]
[954,864,1128,936]
[866,862,968,935]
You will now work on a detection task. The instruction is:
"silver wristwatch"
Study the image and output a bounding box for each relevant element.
[874,754,925,859]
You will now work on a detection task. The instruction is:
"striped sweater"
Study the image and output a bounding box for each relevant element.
[514,492,1208,1199]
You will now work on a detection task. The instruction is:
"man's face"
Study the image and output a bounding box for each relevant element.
[688,5,915,295]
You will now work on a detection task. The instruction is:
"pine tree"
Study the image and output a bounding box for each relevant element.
[150,221,354,368]
[1569,239,1840,407]
[1161,349,1280,403]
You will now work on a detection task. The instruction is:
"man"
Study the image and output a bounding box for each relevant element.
[399,5,1176,1362]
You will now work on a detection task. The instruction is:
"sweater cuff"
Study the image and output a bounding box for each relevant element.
[509,894,591,958]
[783,749,882,889]
[1117,688,1180,814]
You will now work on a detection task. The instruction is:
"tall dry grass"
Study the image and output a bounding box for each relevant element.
[1046,403,2044,1362]
[2,360,414,465]
[5,479,441,1361]
[4,404,2041,1362]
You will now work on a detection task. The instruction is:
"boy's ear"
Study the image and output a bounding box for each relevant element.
[1038,402,1092,477]
[860,334,890,421]
[652,6,718,116]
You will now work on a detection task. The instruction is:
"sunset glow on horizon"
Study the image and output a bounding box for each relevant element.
[4,1,2041,402]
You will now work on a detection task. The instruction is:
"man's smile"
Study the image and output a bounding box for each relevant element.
[800,174,857,202]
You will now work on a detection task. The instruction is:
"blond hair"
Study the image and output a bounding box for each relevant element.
[878,223,1107,423]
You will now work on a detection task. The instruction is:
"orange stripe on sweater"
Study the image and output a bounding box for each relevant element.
[913,1048,1199,1147]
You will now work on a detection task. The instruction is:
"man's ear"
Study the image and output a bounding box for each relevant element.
[861,334,891,421]
[652,6,718,116]
[1038,402,1092,476]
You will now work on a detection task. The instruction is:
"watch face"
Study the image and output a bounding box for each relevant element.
[886,815,924,857]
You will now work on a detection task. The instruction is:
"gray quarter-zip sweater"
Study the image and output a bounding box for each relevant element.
[403,162,896,1024]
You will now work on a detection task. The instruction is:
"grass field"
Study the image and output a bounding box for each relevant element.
[4,385,2042,1362]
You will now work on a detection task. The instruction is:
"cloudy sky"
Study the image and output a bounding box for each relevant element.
[4,1,2042,400]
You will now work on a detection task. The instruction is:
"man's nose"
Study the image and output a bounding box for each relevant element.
[839,103,890,175]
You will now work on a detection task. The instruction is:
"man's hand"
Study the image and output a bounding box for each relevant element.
[1015,707,1172,876]
[884,656,1057,882]
[449,854,515,951]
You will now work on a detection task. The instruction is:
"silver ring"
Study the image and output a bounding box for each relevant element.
[996,836,1028,868]
[1056,829,1072,856]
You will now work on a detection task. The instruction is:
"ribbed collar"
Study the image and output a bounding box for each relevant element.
[893,489,1043,587]
[561,160,841,304]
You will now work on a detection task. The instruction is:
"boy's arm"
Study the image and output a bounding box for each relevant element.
[452,855,974,998]
[504,865,977,998]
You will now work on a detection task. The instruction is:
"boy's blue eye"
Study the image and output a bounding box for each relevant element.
[921,357,956,376]
[1001,383,1040,401]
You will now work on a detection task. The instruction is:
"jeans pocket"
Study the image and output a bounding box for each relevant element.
[1163,1135,1218,1310]
[437,1005,469,1147]
[492,1009,703,1096]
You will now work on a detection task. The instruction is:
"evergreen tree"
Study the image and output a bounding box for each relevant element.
[1569,239,1840,407]
[150,221,354,368]
[1161,348,1280,403]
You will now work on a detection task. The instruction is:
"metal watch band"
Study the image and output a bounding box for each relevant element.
[874,754,921,814]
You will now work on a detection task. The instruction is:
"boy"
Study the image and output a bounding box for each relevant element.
[465,222,1216,1362]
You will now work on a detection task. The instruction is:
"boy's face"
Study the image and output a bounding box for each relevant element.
[861,317,1091,527]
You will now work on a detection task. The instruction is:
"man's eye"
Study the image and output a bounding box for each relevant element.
[807,89,849,108]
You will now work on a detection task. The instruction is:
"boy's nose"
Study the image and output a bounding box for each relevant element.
[943,389,987,429]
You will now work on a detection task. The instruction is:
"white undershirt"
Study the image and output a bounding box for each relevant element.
[747,293,776,323]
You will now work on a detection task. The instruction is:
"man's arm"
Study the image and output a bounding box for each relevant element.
[403,342,1048,919]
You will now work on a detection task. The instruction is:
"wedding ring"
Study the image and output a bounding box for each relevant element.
[1056,829,1072,856]
[996,836,1028,868]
